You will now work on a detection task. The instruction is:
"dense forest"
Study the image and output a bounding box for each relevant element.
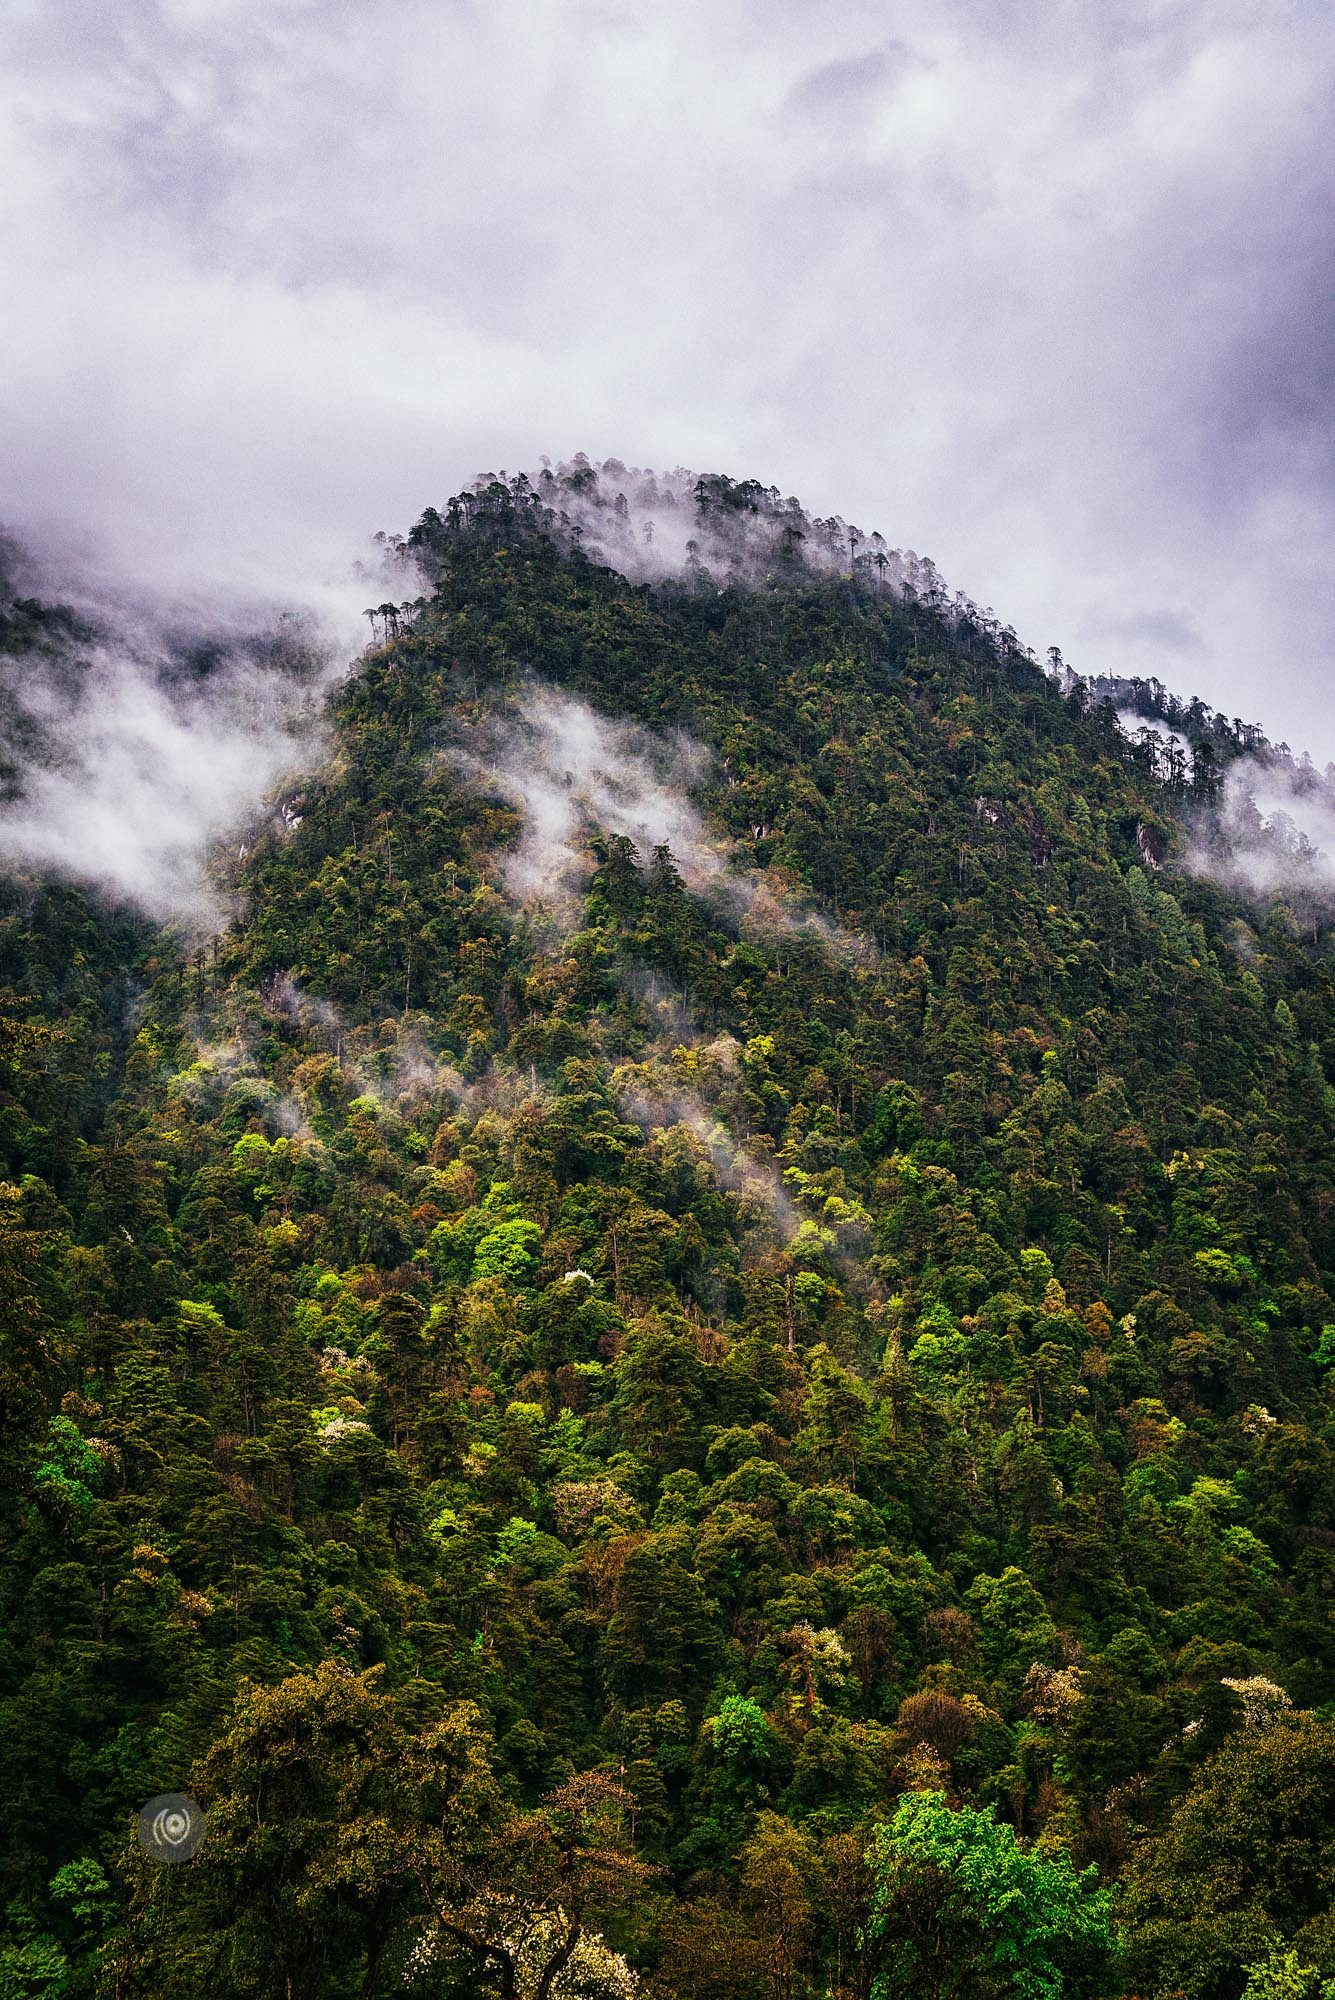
[2,459,1334,1999]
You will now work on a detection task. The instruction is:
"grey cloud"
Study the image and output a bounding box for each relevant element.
[787,41,927,117]
[1,0,1333,758]
[1082,609,1206,655]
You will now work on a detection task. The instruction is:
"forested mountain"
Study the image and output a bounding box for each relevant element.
[2,460,1334,2000]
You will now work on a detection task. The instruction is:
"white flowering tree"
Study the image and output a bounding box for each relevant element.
[409,1770,653,2000]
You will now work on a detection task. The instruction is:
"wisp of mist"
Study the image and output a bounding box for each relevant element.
[0,535,410,927]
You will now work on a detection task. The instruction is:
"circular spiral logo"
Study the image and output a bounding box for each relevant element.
[136,1793,206,1864]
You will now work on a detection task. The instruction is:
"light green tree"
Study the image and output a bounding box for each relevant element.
[866,1789,1117,2000]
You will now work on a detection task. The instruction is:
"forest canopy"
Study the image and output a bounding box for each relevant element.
[1,462,1334,1999]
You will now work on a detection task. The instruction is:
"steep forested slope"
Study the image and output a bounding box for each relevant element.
[2,466,1334,2000]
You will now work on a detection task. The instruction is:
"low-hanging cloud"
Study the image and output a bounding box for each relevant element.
[450,683,717,906]
[611,1030,800,1244]
[619,1080,801,1247]
[260,972,472,1113]
[450,678,874,960]
[0,575,326,926]
[488,459,913,596]
[1115,709,1194,783]
[1187,757,1335,904]
[0,540,418,926]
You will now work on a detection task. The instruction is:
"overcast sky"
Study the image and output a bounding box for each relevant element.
[2,0,1332,752]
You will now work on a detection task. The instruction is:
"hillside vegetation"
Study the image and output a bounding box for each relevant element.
[2,464,1334,1999]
